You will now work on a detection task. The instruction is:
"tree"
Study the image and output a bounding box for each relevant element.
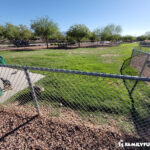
[136,35,147,41]
[4,23,20,41]
[100,24,122,41]
[67,24,90,47]
[0,25,5,39]
[101,26,112,41]
[144,32,150,40]
[19,24,32,40]
[49,31,65,42]
[4,23,32,46]
[89,32,97,42]
[93,28,102,40]
[31,16,59,48]
[121,35,136,42]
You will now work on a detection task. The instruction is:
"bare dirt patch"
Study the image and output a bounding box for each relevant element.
[0,104,144,150]
[98,47,107,50]
[0,46,47,51]
[68,47,106,55]
[68,50,90,55]
[101,54,120,57]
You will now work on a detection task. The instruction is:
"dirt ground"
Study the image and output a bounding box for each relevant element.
[0,46,48,51]
[0,104,144,150]
[130,54,150,78]
[101,54,120,57]
[0,43,118,51]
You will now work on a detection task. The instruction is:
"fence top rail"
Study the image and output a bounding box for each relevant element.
[133,48,150,55]
[1,64,150,82]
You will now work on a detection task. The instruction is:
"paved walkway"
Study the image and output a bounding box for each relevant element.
[0,67,45,103]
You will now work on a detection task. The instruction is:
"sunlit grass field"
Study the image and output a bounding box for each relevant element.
[0,43,138,73]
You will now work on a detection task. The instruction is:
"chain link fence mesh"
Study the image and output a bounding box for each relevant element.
[125,47,150,77]
[120,47,150,140]
[1,63,150,140]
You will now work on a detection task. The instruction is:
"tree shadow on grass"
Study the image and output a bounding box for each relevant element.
[15,92,33,105]
[11,49,37,52]
[38,93,128,115]
[14,91,46,105]
[14,90,125,115]
[14,88,130,115]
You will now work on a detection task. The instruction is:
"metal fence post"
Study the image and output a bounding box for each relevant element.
[24,68,40,115]
[130,48,135,65]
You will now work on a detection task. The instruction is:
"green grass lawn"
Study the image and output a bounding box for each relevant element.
[1,43,150,134]
[0,43,138,74]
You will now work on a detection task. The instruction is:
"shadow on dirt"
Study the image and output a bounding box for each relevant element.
[0,115,38,142]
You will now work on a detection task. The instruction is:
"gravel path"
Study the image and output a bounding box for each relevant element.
[0,67,44,103]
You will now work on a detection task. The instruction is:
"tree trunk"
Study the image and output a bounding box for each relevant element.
[45,37,49,49]
[46,40,48,49]
[78,41,80,48]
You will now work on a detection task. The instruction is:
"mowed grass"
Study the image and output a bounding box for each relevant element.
[0,43,138,73]
[1,43,150,134]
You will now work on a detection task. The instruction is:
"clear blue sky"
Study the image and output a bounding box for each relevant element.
[0,0,150,36]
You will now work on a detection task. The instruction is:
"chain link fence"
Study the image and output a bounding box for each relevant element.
[1,64,150,140]
[129,48,150,78]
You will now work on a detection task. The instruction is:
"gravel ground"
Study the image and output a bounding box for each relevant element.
[0,105,144,150]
